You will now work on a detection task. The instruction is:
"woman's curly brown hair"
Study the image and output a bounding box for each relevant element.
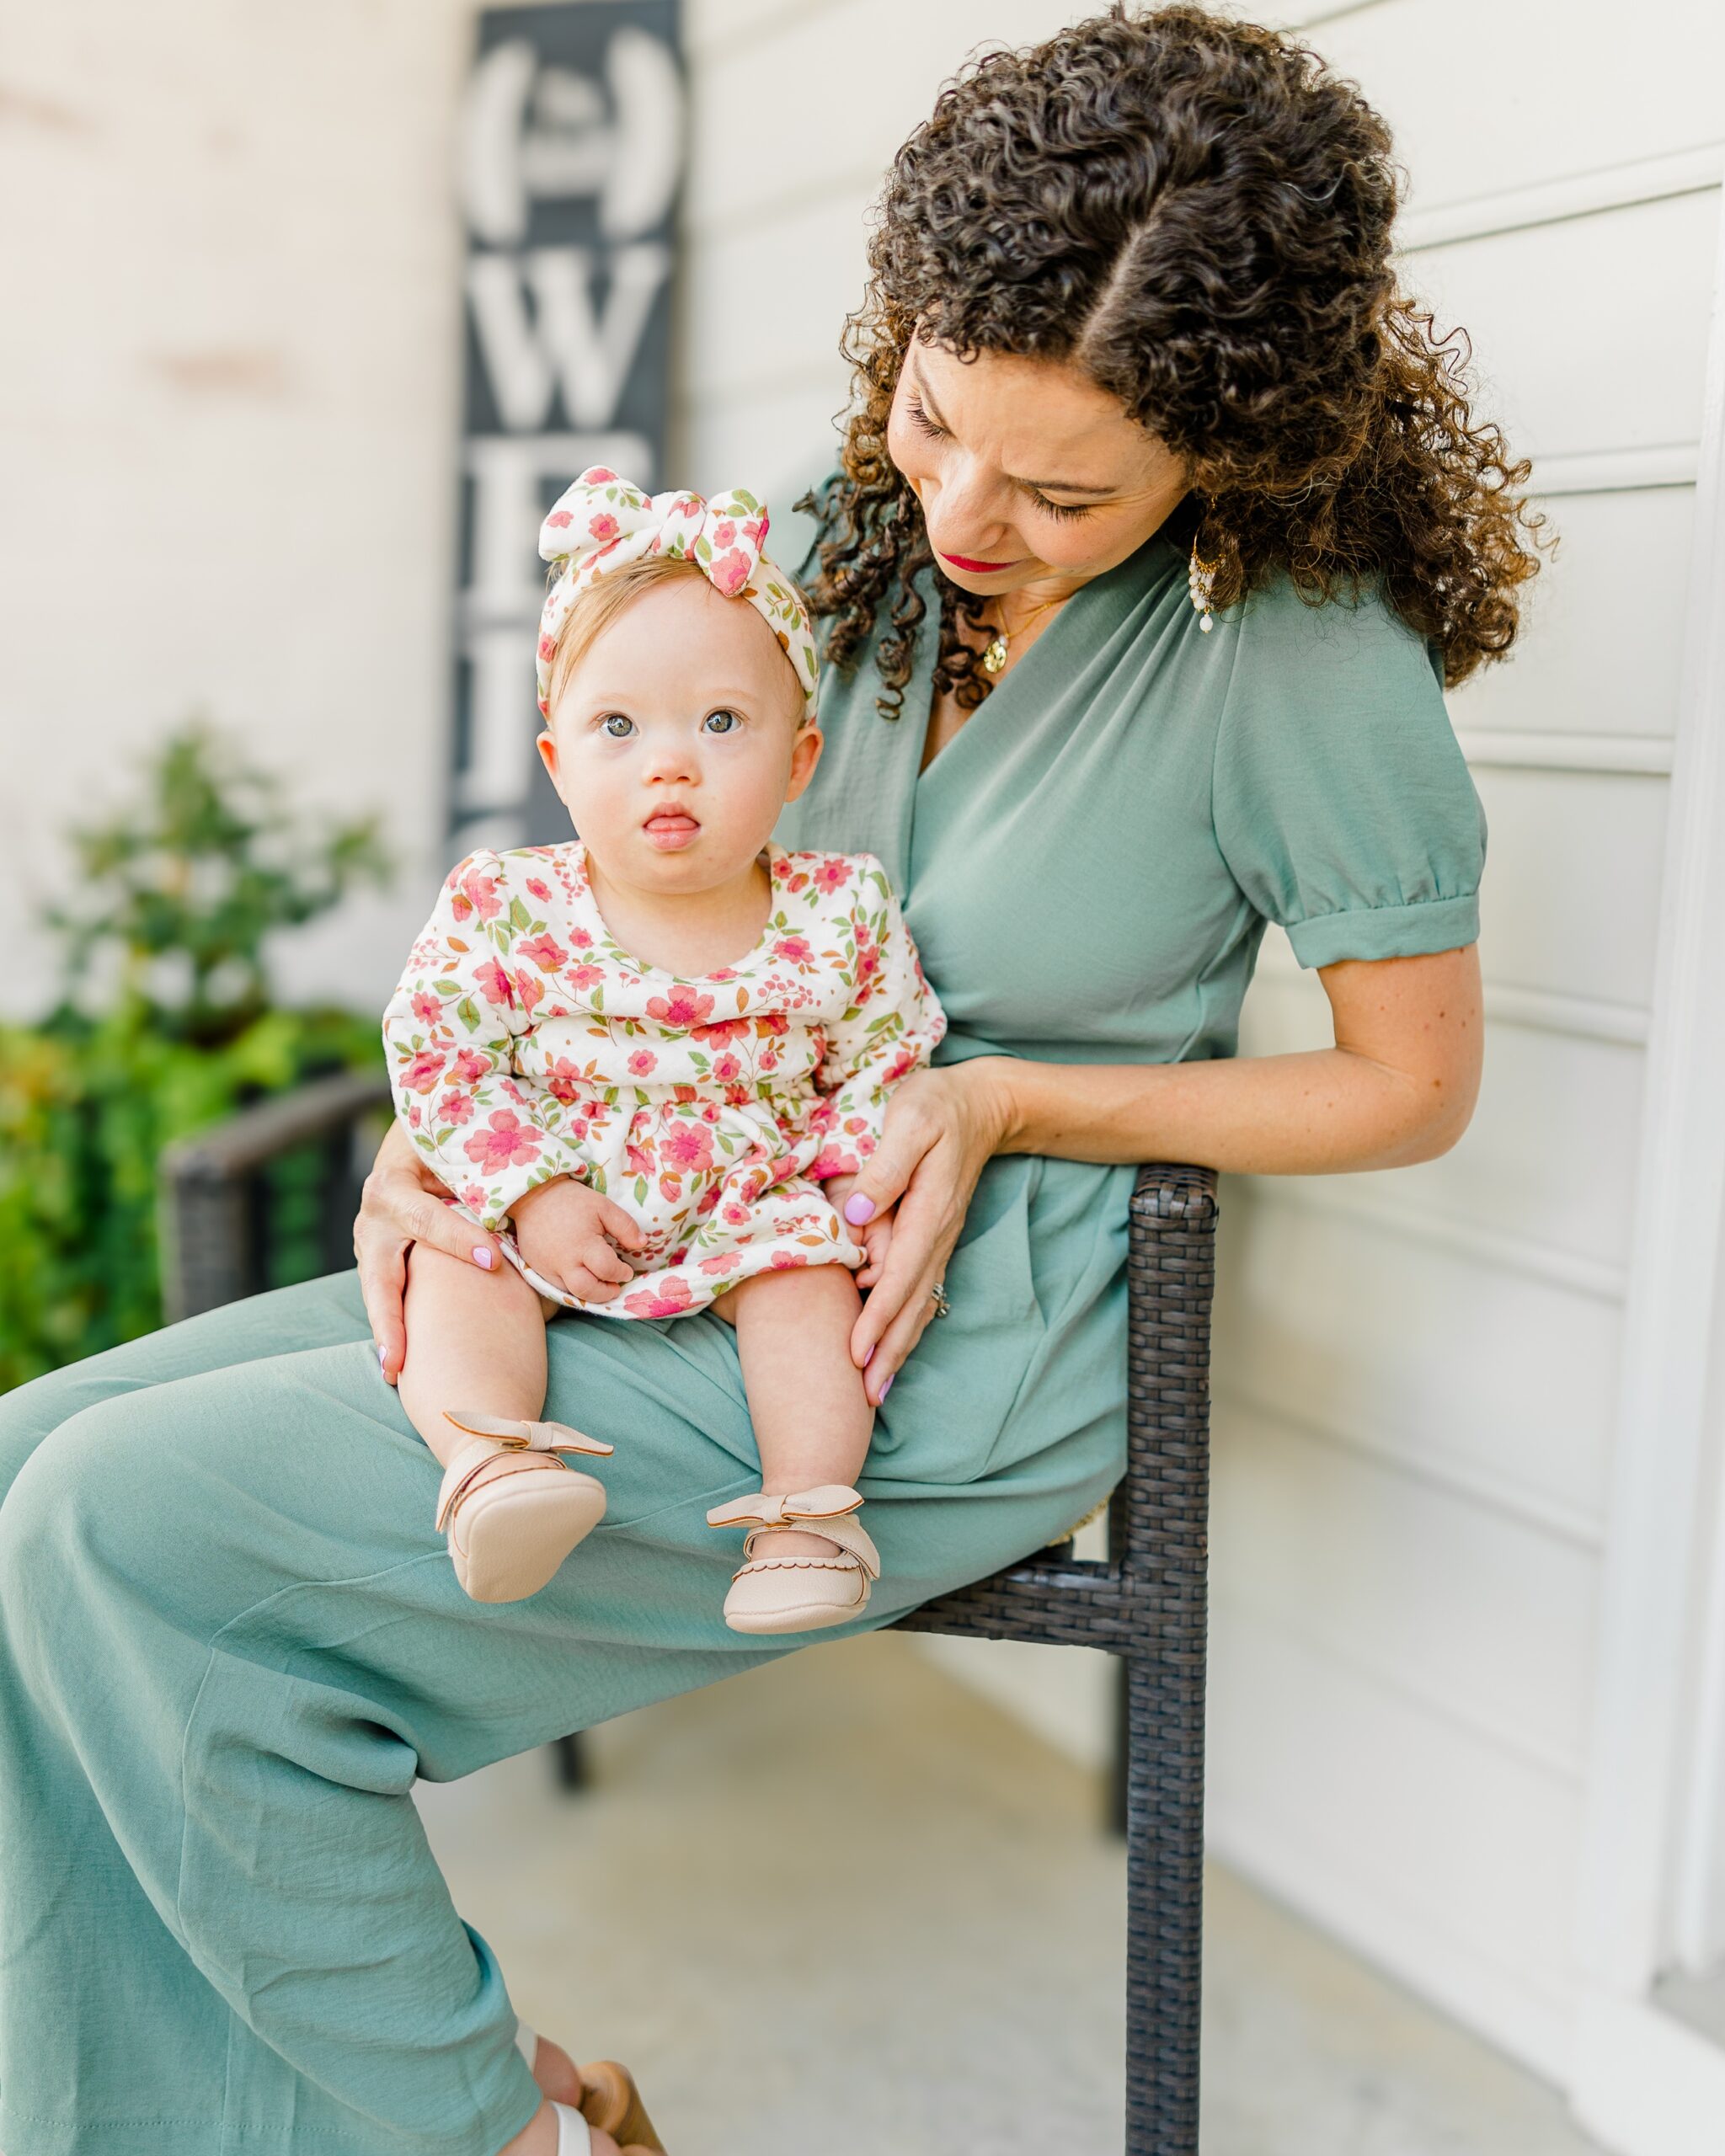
[798,1,1548,718]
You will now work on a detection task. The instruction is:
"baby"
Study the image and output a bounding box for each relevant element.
[381,468,947,1634]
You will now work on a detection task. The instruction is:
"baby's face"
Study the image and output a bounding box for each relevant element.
[537,575,821,894]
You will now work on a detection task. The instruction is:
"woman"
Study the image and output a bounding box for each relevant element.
[0,8,1540,2153]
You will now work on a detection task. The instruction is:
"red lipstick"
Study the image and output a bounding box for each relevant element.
[940,551,1017,574]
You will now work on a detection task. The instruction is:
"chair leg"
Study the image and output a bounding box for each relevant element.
[550,1731,589,1791]
[1124,1651,1204,2155]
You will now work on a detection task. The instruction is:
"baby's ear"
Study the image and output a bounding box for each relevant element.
[785,721,823,800]
[535,729,559,782]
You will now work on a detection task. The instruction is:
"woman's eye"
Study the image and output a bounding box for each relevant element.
[1033,494,1093,522]
[703,708,742,735]
[905,396,947,440]
[600,713,633,739]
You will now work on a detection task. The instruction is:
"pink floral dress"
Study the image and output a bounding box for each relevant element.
[381,841,947,1321]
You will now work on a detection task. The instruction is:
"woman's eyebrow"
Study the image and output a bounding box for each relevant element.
[910,355,1118,496]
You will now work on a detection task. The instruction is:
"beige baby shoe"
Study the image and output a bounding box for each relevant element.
[435,1412,613,1604]
[705,1485,880,1635]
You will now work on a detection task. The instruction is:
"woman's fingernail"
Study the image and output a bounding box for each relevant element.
[377,1342,387,1369]
[473,1246,495,1270]
[844,1193,875,1225]
[879,1374,894,1401]
[862,1343,875,1366]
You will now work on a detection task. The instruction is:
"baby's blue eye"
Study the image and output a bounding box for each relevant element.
[601,713,633,739]
[704,709,741,735]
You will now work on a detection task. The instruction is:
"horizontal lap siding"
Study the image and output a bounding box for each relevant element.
[1215,0,1722,2089]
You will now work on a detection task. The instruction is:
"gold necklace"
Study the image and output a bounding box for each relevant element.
[980,591,1064,676]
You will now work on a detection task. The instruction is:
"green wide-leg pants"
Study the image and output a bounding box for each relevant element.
[0,1254,1118,2156]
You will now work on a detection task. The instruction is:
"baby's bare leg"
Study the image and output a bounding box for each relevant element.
[712,1262,873,1557]
[398,1245,559,1477]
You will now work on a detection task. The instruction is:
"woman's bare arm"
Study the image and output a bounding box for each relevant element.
[988,945,1482,1174]
[841,944,1482,1399]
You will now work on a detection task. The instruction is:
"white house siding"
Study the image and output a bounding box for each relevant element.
[1208,0,1725,2098]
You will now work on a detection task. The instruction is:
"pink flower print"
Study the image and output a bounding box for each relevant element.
[400,1048,446,1095]
[411,991,444,1028]
[695,1182,721,1216]
[454,1048,489,1086]
[459,1182,489,1210]
[743,515,768,548]
[589,511,619,542]
[698,1250,742,1276]
[622,1274,696,1320]
[660,1122,715,1175]
[538,634,557,662]
[463,1109,541,1176]
[814,857,853,894]
[625,1141,654,1177]
[724,1084,751,1108]
[657,1173,682,1204]
[514,970,545,1018]
[713,1052,740,1081]
[692,1015,751,1047]
[710,518,736,550]
[628,1048,658,1077]
[585,467,618,484]
[708,547,750,597]
[546,1058,585,1105]
[768,1250,810,1270]
[527,878,552,903]
[722,1200,750,1226]
[546,510,574,530]
[568,961,606,993]
[647,986,714,1027]
[473,958,515,1008]
[407,1104,422,1129]
[884,1046,916,1083]
[436,1089,475,1127]
[518,932,566,972]
[457,867,503,923]
[569,926,593,949]
[812,1142,861,1178]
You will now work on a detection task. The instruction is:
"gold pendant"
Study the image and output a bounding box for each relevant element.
[981,635,1008,675]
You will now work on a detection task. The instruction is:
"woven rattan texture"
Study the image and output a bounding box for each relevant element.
[891,1161,1217,2156]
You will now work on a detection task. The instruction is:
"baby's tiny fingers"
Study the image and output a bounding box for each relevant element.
[582,1238,636,1286]
[597,1198,646,1251]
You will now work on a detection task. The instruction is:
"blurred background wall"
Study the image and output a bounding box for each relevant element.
[7,3,1725,2145]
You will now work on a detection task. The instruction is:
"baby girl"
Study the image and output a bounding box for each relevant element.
[381,467,946,1634]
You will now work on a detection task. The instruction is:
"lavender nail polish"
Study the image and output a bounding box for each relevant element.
[844,1193,875,1225]
[862,1344,876,1366]
[473,1246,495,1270]
[879,1374,894,1401]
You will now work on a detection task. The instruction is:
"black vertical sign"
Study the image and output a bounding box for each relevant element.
[451,2,683,852]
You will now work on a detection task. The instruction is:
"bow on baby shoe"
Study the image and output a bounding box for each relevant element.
[704,1486,867,1531]
[534,466,820,721]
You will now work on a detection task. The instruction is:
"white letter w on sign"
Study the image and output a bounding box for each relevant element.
[466,243,670,432]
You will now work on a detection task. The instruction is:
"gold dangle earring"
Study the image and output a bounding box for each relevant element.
[1188,539,1220,632]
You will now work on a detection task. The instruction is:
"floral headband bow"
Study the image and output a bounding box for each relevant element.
[535,467,820,723]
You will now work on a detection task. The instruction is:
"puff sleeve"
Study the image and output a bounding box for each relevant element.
[1211,575,1487,968]
[380,850,595,1228]
[808,854,948,1178]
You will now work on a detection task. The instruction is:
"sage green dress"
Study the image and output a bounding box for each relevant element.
[0,530,1484,2156]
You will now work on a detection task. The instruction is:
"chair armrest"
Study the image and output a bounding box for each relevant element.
[157,1072,393,1322]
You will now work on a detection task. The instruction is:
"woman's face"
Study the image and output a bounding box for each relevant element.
[885,338,1190,598]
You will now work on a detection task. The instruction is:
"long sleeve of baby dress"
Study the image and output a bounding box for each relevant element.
[381,841,946,1321]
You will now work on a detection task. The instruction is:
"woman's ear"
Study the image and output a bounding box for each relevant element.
[782,723,824,803]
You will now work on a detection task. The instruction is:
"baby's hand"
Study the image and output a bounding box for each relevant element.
[825,1171,896,1293]
[510,1175,646,1304]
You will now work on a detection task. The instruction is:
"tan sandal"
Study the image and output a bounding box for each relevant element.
[705,1484,880,1635]
[435,1412,613,1604]
[517,2020,665,2153]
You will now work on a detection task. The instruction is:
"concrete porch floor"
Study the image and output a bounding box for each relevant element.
[414,1630,1605,2155]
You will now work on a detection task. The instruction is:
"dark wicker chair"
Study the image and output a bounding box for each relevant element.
[160,1088,1216,2156]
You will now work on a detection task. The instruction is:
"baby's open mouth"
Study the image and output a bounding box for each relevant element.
[643,810,701,849]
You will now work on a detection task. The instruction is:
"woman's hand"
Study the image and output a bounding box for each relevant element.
[355,1120,509,1385]
[837,1061,1017,1407]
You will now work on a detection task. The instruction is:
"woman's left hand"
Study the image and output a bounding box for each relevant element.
[839,1059,1017,1407]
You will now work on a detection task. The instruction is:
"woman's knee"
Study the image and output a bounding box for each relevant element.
[0,1358,104,1508]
